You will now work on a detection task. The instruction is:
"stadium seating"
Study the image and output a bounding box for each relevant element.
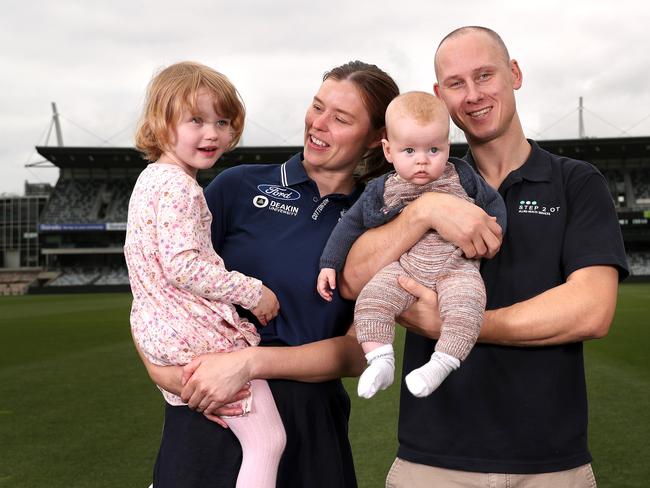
[0,269,41,296]
[44,267,130,287]
[627,251,650,276]
[39,178,135,224]
[94,267,129,285]
[630,169,650,204]
[46,267,102,286]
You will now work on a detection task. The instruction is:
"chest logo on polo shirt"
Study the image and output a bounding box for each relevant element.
[252,185,300,217]
[253,195,269,208]
[518,199,561,216]
[257,184,301,201]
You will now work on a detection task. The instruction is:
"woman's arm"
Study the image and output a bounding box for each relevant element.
[338,192,502,299]
[131,330,184,395]
[132,332,249,423]
[181,325,366,412]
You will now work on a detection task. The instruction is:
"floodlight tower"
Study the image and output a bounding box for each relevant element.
[51,102,64,146]
[578,96,585,139]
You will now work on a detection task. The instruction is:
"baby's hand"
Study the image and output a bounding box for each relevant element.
[251,285,279,326]
[317,268,337,302]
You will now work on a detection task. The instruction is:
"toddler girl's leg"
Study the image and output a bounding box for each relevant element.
[153,404,242,488]
[226,379,286,488]
[355,262,416,398]
[405,261,485,398]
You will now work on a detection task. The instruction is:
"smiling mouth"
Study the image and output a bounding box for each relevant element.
[468,107,492,118]
[309,135,329,148]
[198,146,217,152]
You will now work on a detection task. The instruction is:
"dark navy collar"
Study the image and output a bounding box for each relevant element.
[279,152,311,187]
[280,152,364,203]
[465,139,552,184]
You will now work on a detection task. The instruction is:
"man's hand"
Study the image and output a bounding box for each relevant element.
[418,193,503,259]
[397,276,442,339]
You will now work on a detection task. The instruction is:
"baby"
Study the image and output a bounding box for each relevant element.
[317,91,506,399]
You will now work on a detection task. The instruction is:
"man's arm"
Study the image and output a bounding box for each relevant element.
[398,265,619,346]
[481,265,619,346]
[339,192,503,299]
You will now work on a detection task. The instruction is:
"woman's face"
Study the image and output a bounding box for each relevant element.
[303,78,379,174]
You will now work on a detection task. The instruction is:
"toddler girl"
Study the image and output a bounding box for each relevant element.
[125,61,285,488]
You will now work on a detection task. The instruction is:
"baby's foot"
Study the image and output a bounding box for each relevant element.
[405,351,460,398]
[357,344,395,399]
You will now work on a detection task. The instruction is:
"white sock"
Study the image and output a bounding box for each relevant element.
[405,351,460,398]
[357,344,395,399]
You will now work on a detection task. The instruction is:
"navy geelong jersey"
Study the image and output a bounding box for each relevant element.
[397,140,629,474]
[203,152,363,346]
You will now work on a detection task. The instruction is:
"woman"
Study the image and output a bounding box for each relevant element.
[137,60,400,488]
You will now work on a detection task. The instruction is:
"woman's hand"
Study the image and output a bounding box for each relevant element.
[180,348,254,411]
[397,276,442,339]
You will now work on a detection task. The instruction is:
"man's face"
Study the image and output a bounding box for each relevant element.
[434,31,522,144]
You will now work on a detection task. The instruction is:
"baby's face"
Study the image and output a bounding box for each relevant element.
[382,116,450,185]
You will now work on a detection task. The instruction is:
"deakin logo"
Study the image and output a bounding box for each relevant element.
[252,189,299,217]
[253,195,269,208]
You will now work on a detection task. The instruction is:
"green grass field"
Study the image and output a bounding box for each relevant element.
[0,284,648,487]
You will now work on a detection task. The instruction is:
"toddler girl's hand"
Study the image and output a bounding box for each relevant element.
[317,268,337,301]
[251,285,279,325]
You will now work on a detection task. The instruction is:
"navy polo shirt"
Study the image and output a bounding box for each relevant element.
[397,140,628,474]
[203,153,362,346]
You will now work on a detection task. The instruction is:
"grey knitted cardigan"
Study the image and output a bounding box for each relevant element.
[319,157,507,271]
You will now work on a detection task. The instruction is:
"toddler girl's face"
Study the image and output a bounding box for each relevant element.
[159,88,233,177]
[382,116,450,185]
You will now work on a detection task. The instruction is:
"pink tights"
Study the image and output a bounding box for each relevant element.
[226,379,286,488]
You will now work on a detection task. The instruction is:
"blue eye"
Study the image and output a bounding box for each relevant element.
[405,148,414,154]
[217,119,230,127]
[430,147,439,154]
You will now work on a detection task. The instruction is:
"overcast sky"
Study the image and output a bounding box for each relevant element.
[2,0,649,194]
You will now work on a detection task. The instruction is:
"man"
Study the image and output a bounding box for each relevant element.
[340,26,628,487]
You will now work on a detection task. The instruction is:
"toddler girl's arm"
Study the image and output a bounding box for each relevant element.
[157,175,263,310]
[251,285,279,325]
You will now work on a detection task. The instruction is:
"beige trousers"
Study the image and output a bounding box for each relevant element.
[386,457,597,488]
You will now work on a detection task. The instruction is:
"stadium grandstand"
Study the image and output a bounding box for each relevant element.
[1,137,650,295]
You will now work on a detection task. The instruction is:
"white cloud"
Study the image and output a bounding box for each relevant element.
[1,0,650,193]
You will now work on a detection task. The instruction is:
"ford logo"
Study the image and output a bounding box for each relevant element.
[257,184,301,201]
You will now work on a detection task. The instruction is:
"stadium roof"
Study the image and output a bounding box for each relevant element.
[29,136,650,171]
[32,146,302,169]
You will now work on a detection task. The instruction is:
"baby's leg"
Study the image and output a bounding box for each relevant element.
[355,262,415,399]
[226,379,286,488]
[405,262,485,398]
[357,342,395,399]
